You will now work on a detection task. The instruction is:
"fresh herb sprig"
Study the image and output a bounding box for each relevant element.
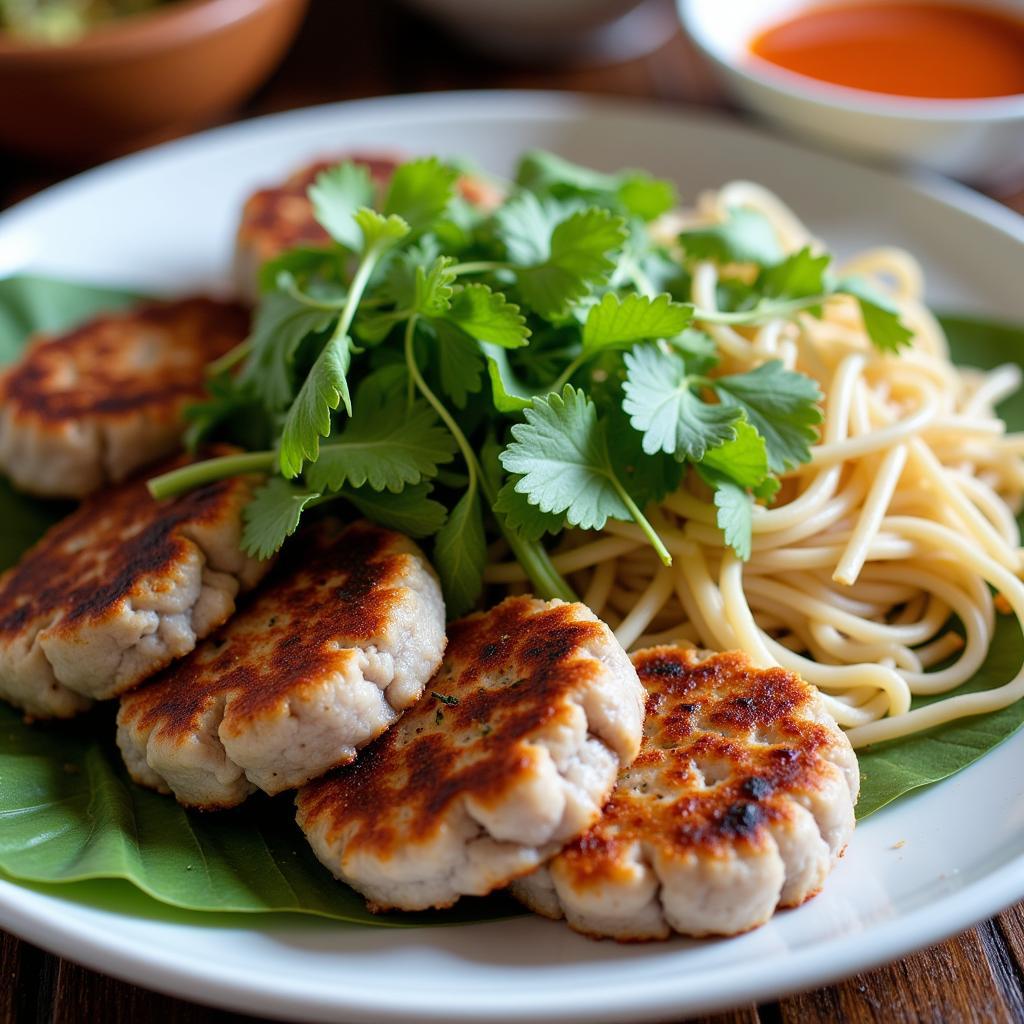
[151,151,914,616]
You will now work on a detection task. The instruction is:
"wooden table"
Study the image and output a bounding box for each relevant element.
[2,2,1023,1021]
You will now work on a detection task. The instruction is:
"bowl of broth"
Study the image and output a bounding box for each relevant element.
[678,0,1024,184]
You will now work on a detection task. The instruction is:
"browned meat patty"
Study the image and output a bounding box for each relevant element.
[0,452,269,719]
[296,595,645,912]
[0,297,249,498]
[511,646,859,940]
[118,520,445,809]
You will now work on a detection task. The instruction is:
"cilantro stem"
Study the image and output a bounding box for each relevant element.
[550,352,589,393]
[147,451,277,500]
[403,317,576,603]
[448,261,512,276]
[694,294,828,325]
[207,340,251,378]
[608,474,672,567]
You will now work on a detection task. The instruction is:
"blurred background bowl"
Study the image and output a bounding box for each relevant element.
[0,0,308,163]
[678,0,1024,186]
[401,0,671,62]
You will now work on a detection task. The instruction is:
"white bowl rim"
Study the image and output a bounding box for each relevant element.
[678,0,1024,123]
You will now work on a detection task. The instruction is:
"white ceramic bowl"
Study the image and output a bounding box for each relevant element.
[678,0,1024,185]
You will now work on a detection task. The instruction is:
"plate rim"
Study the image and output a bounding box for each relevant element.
[1,88,1024,1023]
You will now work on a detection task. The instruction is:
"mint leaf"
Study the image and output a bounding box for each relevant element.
[305,389,456,493]
[838,276,915,353]
[342,481,448,538]
[434,488,486,617]
[500,386,633,530]
[494,477,565,540]
[622,344,740,460]
[383,157,458,233]
[278,327,354,478]
[712,360,823,473]
[680,208,783,267]
[431,320,484,408]
[239,291,335,411]
[444,283,529,348]
[308,162,375,250]
[242,478,320,560]
[582,292,693,354]
[758,247,831,299]
[516,207,627,317]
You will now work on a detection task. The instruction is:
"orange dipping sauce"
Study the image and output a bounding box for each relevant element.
[750,2,1024,100]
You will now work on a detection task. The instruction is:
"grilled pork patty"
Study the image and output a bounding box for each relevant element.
[296,596,645,912]
[510,646,859,940]
[0,297,248,498]
[0,454,268,719]
[118,520,445,809]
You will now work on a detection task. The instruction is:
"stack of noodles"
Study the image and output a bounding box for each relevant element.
[486,182,1024,749]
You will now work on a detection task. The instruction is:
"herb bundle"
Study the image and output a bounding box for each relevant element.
[150,151,911,616]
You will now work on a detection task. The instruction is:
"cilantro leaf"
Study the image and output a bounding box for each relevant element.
[483,344,536,412]
[515,207,627,318]
[515,150,677,221]
[383,157,458,234]
[605,411,684,506]
[415,255,457,316]
[431,320,484,408]
[434,488,487,617]
[305,389,457,493]
[278,327,354,478]
[700,468,754,560]
[679,208,783,267]
[669,327,719,370]
[500,386,633,531]
[837,276,915,352]
[493,477,565,540]
[239,291,336,412]
[242,478,320,560]
[622,345,740,460]
[495,192,578,265]
[354,208,410,251]
[617,176,677,221]
[342,481,447,538]
[699,419,769,490]
[308,162,375,250]
[444,283,529,348]
[758,247,831,300]
[712,360,823,473]
[582,292,693,354]
[258,247,339,296]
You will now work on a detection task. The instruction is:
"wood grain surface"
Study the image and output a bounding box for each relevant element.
[1,1,1023,1021]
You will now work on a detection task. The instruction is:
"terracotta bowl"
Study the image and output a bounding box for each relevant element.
[0,0,309,162]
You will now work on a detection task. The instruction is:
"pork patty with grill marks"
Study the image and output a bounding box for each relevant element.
[295,595,645,913]
[0,453,268,719]
[0,297,249,498]
[117,520,445,809]
[510,646,859,941]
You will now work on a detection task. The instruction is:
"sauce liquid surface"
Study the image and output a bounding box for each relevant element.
[750,2,1024,100]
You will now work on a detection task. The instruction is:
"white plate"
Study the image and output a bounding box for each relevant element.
[1,91,1023,1024]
